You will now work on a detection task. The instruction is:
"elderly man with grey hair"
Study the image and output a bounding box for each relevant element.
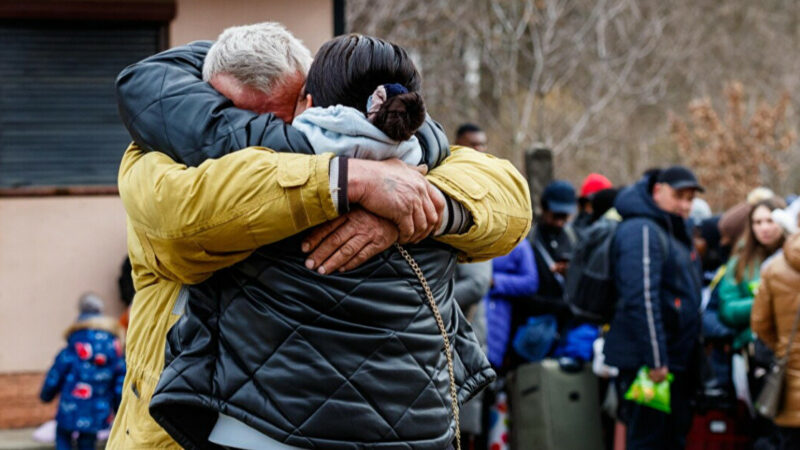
[202,22,312,121]
[112,22,531,449]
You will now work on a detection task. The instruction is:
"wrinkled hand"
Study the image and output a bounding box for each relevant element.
[648,366,669,383]
[302,208,399,274]
[347,158,444,243]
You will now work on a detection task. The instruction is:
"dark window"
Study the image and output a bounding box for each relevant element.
[0,21,160,187]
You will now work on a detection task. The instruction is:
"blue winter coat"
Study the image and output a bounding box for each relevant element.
[40,316,126,433]
[604,177,702,372]
[485,241,539,367]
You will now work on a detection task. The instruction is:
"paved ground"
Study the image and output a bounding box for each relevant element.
[0,428,106,449]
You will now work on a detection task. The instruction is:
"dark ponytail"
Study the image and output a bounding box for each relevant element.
[371,92,426,141]
[305,34,426,141]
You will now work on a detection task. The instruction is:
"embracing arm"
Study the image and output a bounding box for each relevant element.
[116,41,313,165]
[117,42,450,167]
[119,144,339,284]
[428,146,532,262]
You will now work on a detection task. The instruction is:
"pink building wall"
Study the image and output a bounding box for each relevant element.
[171,0,333,53]
[0,1,333,374]
[0,196,128,373]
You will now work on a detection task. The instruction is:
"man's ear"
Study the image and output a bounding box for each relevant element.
[652,182,663,197]
[305,94,313,108]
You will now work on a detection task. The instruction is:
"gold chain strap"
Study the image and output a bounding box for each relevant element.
[394,243,461,450]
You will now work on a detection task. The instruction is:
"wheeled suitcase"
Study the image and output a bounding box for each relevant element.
[508,359,604,450]
[685,407,750,450]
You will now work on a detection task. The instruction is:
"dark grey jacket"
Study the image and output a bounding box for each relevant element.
[116,42,494,449]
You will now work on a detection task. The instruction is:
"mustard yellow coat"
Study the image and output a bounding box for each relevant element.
[108,144,531,448]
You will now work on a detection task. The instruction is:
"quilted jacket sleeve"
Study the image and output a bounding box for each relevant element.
[115,41,314,166]
[40,348,70,402]
[489,241,539,298]
[118,144,339,284]
[428,146,532,262]
[614,220,669,369]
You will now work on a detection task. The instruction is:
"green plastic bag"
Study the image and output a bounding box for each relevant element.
[624,366,674,413]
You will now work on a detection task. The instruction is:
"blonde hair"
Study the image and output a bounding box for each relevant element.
[747,187,776,205]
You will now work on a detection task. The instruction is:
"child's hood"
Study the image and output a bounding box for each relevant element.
[64,315,123,343]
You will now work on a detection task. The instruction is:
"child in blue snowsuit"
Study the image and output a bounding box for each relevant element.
[40,294,126,450]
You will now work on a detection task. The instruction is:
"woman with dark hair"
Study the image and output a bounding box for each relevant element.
[148,34,495,450]
[290,34,428,166]
[719,198,787,350]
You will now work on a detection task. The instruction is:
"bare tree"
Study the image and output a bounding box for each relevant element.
[671,82,795,210]
[347,0,800,200]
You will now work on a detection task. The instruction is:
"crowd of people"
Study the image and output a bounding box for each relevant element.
[455,132,800,449]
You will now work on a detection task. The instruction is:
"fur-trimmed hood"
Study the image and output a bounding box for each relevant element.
[64,315,123,343]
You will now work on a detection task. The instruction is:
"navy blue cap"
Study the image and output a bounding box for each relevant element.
[656,165,705,192]
[542,180,577,214]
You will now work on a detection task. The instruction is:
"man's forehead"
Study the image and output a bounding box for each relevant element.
[463,132,487,145]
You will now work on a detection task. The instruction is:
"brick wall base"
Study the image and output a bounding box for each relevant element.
[0,372,57,429]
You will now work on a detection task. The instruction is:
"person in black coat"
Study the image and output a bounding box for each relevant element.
[528,180,578,322]
[604,166,704,450]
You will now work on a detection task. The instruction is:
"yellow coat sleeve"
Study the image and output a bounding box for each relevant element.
[118,143,339,284]
[428,146,532,262]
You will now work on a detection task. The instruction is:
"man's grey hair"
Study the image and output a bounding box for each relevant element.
[203,22,313,94]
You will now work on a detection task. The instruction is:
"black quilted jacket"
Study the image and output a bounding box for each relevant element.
[116,43,495,449]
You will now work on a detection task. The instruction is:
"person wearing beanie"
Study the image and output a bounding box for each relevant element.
[589,187,620,223]
[527,180,578,324]
[40,295,125,450]
[573,173,613,235]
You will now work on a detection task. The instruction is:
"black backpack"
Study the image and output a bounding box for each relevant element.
[564,217,667,324]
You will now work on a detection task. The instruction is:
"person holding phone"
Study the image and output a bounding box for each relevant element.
[529,180,579,321]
